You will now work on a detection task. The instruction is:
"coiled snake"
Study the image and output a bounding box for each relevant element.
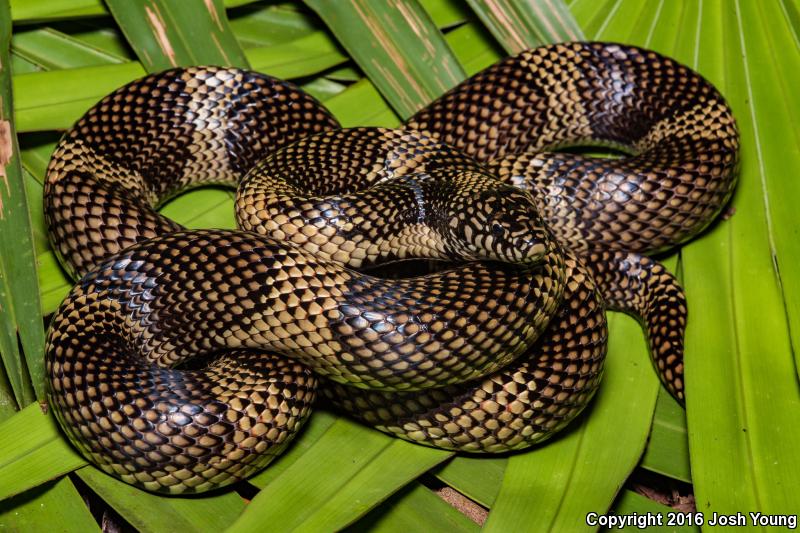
[44,42,739,494]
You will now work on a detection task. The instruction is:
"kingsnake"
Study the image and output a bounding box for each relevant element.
[43,42,738,494]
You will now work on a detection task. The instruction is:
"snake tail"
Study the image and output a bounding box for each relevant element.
[583,251,686,401]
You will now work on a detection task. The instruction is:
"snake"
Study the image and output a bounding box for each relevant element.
[44,42,739,494]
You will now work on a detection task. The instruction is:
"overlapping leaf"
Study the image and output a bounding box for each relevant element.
[0,0,797,530]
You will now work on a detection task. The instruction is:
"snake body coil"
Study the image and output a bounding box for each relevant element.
[45,42,738,493]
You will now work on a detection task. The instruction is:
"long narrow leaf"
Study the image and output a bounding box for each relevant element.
[76,467,246,533]
[0,403,86,500]
[53,19,136,59]
[9,0,261,23]
[465,0,584,53]
[350,482,479,532]
[228,417,451,532]
[0,478,99,532]
[432,456,505,508]
[418,0,471,29]
[229,3,320,48]
[681,0,800,518]
[736,0,800,381]
[305,0,465,118]
[0,0,45,403]
[105,0,249,71]
[640,389,690,484]
[11,27,127,69]
[9,0,107,22]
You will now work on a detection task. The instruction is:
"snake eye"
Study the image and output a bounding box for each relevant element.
[491,222,505,237]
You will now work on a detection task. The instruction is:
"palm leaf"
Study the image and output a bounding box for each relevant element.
[305,0,465,118]
[0,478,98,532]
[0,0,798,530]
[0,403,85,501]
[0,0,43,406]
[681,0,800,517]
[640,390,691,484]
[465,0,584,51]
[105,0,249,70]
[76,467,246,533]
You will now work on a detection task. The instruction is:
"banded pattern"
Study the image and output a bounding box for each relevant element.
[50,346,315,493]
[408,42,739,254]
[46,228,565,492]
[324,252,607,452]
[44,67,339,278]
[584,251,687,400]
[406,42,738,400]
[43,42,739,493]
[237,128,552,267]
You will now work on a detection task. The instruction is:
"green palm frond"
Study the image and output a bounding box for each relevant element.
[0,0,798,530]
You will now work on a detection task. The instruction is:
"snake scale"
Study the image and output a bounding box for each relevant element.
[44,42,738,493]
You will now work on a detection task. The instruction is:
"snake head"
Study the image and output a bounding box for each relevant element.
[445,184,553,265]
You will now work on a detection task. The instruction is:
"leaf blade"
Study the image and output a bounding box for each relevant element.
[228,417,451,532]
[0,404,87,501]
[105,0,249,71]
[305,0,466,118]
[0,0,45,404]
[465,0,584,53]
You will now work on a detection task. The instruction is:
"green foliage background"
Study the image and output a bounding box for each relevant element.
[0,0,798,531]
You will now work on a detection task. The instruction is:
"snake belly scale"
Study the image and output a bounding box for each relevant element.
[44,42,738,493]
